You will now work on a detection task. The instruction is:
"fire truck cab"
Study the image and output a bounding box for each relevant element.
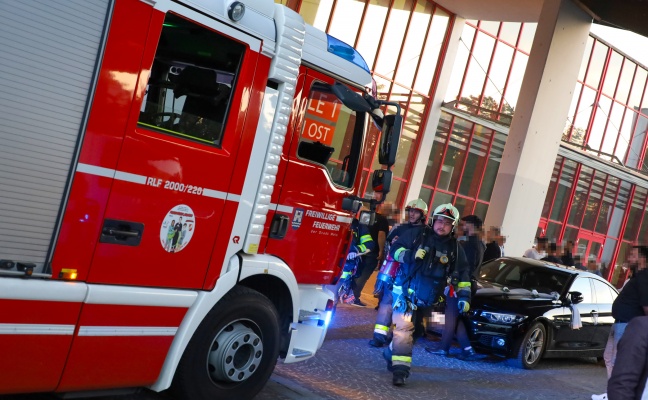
[0,0,401,398]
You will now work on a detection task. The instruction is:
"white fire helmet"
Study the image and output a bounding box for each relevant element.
[405,198,428,216]
[432,203,460,227]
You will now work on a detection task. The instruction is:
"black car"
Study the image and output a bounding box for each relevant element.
[467,257,618,369]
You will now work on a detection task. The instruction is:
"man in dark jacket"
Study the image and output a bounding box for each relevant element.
[482,226,505,263]
[607,316,648,400]
[384,203,471,386]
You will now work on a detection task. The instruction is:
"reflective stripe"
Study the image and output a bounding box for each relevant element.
[394,247,406,261]
[358,244,367,252]
[392,355,412,364]
[360,234,372,244]
[457,281,471,288]
[341,271,351,279]
[374,324,389,332]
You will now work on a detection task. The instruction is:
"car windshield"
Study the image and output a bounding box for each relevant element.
[476,259,570,295]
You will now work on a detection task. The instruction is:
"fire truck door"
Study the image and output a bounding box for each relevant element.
[87,11,262,289]
[265,69,366,284]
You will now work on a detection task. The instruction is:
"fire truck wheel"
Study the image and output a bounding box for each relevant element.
[172,285,281,399]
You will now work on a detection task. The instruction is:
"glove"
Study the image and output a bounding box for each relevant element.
[458,300,470,313]
[415,248,427,260]
[347,252,358,261]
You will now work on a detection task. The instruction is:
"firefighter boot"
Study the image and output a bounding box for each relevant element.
[392,367,409,387]
[369,332,389,348]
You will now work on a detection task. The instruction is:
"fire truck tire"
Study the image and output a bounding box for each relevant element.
[172,285,281,400]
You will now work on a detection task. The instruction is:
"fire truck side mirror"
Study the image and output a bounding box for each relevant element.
[331,82,371,112]
[371,169,391,194]
[378,114,401,166]
[359,210,375,226]
[341,197,362,213]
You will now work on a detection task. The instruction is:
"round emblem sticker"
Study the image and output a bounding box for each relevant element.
[160,204,195,253]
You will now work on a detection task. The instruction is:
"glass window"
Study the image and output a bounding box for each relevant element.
[354,0,389,70]
[582,171,605,231]
[596,176,620,236]
[570,86,596,147]
[504,52,528,112]
[444,26,475,103]
[628,67,647,110]
[297,82,364,188]
[482,43,514,112]
[499,22,521,45]
[602,51,622,97]
[602,101,625,156]
[431,191,453,212]
[542,158,562,219]
[374,0,413,80]
[616,109,636,162]
[585,41,608,89]
[578,36,594,82]
[568,166,593,226]
[301,0,334,29]
[327,0,365,46]
[616,59,635,103]
[568,277,593,304]
[138,14,246,146]
[592,279,615,304]
[458,125,492,198]
[459,32,495,102]
[423,112,450,186]
[624,186,647,241]
[443,118,473,192]
[478,132,505,202]
[517,23,536,54]
[625,115,648,168]
[588,95,612,152]
[414,7,449,94]
[479,21,500,37]
[395,0,433,88]
[551,159,577,221]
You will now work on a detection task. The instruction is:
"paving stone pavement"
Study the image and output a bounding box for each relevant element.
[265,288,608,400]
[0,275,609,400]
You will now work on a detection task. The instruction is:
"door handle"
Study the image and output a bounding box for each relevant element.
[270,214,289,239]
[100,219,144,246]
[591,310,599,325]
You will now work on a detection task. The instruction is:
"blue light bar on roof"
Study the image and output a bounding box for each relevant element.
[326,35,370,74]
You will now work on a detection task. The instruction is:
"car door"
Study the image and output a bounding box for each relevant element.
[590,278,618,348]
[86,9,262,289]
[550,277,598,349]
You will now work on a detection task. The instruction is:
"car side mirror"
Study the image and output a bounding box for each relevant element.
[568,291,583,305]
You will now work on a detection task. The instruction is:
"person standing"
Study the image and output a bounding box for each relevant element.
[523,237,548,260]
[482,226,505,263]
[369,199,427,347]
[607,316,648,400]
[384,203,471,386]
[541,242,563,263]
[335,217,375,305]
[592,245,648,400]
[425,215,485,361]
[351,203,390,307]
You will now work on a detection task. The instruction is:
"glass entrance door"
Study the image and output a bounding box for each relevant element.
[577,233,604,274]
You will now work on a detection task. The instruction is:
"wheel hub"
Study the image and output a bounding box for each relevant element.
[208,321,263,383]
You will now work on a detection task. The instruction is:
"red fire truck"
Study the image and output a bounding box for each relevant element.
[0,0,401,398]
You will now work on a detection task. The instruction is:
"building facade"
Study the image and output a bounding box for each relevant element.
[279,0,648,287]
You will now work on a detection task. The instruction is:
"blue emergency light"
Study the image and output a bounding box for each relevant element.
[326,35,370,74]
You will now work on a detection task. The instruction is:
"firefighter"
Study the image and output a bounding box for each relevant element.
[369,199,427,348]
[383,203,471,386]
[336,217,375,305]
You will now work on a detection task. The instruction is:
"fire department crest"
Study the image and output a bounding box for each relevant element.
[160,204,195,253]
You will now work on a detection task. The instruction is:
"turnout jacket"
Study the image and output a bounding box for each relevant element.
[389,225,471,307]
